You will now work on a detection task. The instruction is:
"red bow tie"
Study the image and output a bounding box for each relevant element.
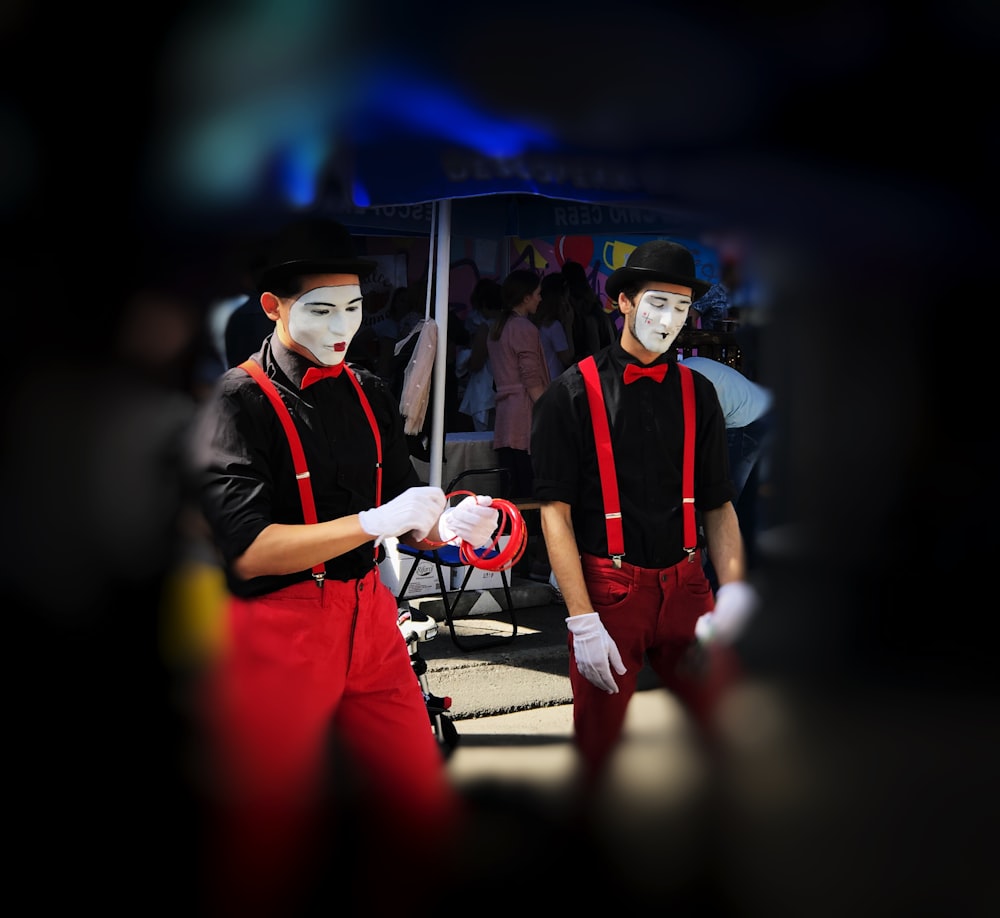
[623,363,668,384]
[301,363,345,388]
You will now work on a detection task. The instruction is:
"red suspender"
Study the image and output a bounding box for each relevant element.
[240,360,319,527]
[239,359,384,583]
[342,367,383,507]
[677,363,698,558]
[578,356,698,568]
[579,357,625,567]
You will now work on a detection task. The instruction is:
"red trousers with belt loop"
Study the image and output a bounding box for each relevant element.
[571,551,718,782]
[198,567,462,915]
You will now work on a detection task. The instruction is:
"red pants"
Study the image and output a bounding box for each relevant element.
[570,552,716,780]
[200,568,461,914]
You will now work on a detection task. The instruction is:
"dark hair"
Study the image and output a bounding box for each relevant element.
[501,270,541,311]
[491,269,540,339]
[536,273,568,326]
[615,279,647,302]
[540,272,567,297]
[262,271,312,299]
[469,277,502,314]
[562,260,605,316]
[560,260,592,297]
[388,286,412,316]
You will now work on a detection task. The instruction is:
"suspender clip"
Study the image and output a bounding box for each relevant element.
[612,554,623,569]
[684,547,697,563]
[312,572,326,588]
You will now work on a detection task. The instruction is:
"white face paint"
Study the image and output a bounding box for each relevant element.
[629,288,692,354]
[286,284,364,366]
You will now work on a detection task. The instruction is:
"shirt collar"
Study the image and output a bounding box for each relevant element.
[270,334,334,389]
[609,339,676,373]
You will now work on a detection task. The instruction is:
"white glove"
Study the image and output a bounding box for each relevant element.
[358,486,447,545]
[695,581,759,645]
[566,612,627,694]
[437,495,498,548]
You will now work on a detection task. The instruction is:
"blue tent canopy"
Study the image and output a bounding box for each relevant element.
[321,192,715,240]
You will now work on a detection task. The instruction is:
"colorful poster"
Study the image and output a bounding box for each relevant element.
[509,234,720,310]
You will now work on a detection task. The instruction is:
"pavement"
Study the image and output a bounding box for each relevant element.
[411,585,1000,917]
[409,579,573,717]
[403,581,726,912]
[400,574,1000,916]
[405,573,664,713]
[403,575,686,796]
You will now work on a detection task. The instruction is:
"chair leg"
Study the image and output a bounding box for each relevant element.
[445,565,518,653]
[397,554,419,601]
[432,558,454,628]
[500,569,518,640]
[442,564,475,651]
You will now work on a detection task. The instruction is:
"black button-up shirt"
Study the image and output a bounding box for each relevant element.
[189,334,419,597]
[530,342,735,569]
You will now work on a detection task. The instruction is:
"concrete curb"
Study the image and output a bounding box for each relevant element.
[407,576,664,721]
[406,577,574,719]
[405,574,557,620]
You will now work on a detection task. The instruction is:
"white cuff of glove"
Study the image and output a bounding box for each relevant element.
[358,486,447,545]
[696,581,759,645]
[437,495,498,548]
[566,612,627,694]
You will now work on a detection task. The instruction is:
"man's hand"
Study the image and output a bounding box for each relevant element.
[566,612,627,694]
[437,495,498,548]
[695,581,759,645]
[358,486,447,544]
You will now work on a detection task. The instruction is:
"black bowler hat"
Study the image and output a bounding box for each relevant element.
[605,239,712,303]
[253,215,377,292]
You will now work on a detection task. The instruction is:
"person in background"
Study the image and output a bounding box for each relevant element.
[212,234,272,370]
[223,290,275,369]
[488,269,550,580]
[562,259,616,359]
[186,215,498,915]
[388,285,423,341]
[377,285,425,398]
[679,354,774,581]
[487,269,548,496]
[445,305,473,432]
[689,278,730,331]
[531,239,759,788]
[457,277,501,432]
[535,272,575,382]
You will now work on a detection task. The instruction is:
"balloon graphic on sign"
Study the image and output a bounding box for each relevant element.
[554,235,594,267]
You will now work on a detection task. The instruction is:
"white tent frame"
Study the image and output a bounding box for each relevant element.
[426,199,452,488]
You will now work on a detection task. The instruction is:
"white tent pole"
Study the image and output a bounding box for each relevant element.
[427,198,451,488]
[424,203,437,322]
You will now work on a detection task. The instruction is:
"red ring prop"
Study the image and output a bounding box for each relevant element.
[423,491,527,572]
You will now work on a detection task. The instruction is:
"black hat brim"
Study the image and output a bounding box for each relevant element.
[606,266,713,303]
[257,257,378,290]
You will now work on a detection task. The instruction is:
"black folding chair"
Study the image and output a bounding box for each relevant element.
[396,467,518,652]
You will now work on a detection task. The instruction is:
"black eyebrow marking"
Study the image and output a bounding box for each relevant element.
[648,295,691,305]
[302,294,364,307]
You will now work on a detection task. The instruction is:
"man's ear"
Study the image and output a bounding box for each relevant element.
[260,292,281,320]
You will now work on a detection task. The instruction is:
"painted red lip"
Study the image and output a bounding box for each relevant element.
[333,342,347,352]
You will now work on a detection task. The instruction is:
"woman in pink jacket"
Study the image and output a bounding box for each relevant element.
[487,269,551,579]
